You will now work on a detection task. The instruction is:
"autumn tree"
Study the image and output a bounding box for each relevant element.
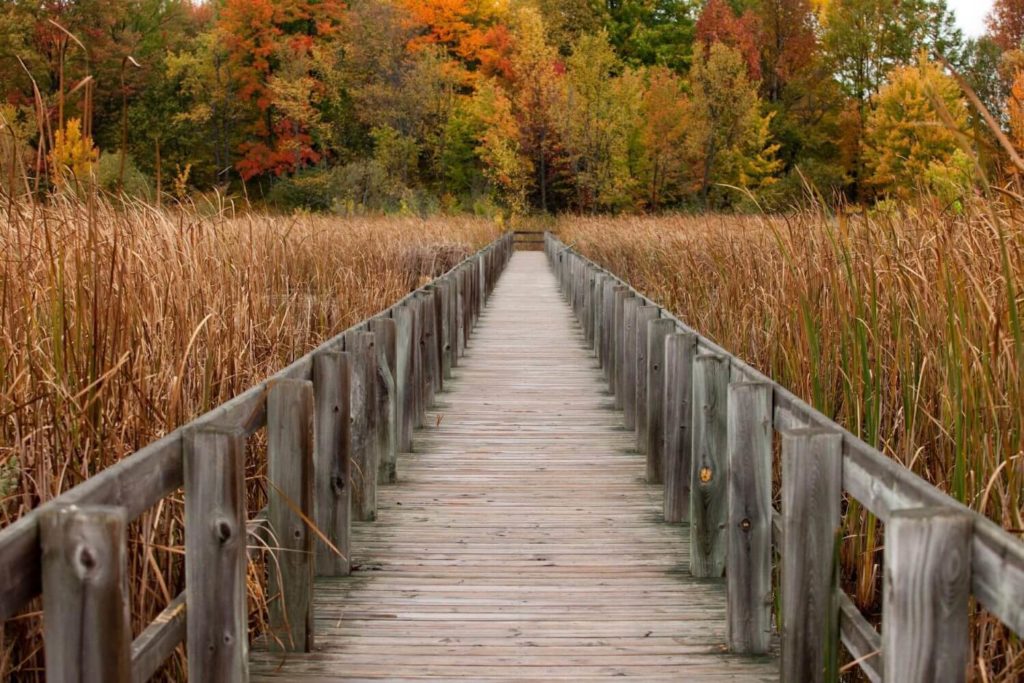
[695,0,761,79]
[755,0,817,100]
[468,79,532,211]
[823,0,964,105]
[637,66,688,209]
[863,56,972,199]
[218,0,346,180]
[398,0,513,87]
[988,0,1024,50]
[508,6,564,210]
[685,42,780,206]
[560,31,641,211]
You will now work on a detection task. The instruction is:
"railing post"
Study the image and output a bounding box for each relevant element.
[612,287,631,399]
[267,379,315,652]
[592,273,606,357]
[392,304,414,453]
[582,267,593,343]
[434,280,453,381]
[184,426,248,682]
[455,269,466,360]
[446,275,459,369]
[621,297,640,423]
[690,353,729,577]
[345,330,378,522]
[41,504,131,683]
[645,319,675,483]
[884,508,971,682]
[601,281,617,375]
[781,428,842,683]
[313,351,351,577]
[726,382,773,654]
[664,332,697,523]
[410,298,425,430]
[634,305,659,451]
[417,292,438,410]
[371,317,398,484]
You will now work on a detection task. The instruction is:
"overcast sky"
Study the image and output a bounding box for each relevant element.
[948,0,993,38]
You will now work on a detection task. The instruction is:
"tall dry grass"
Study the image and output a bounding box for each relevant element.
[0,195,500,679]
[557,199,1024,681]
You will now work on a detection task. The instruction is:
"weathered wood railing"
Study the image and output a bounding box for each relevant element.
[546,233,1023,682]
[0,233,514,682]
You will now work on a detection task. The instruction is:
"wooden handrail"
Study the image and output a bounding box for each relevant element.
[545,232,1023,680]
[0,233,514,682]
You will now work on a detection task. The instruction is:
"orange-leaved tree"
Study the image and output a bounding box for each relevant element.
[219,0,346,180]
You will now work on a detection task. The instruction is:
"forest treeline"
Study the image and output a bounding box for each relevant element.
[1,0,1023,213]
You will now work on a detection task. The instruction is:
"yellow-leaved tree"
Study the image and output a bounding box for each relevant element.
[863,56,973,202]
[684,42,780,208]
[48,118,98,188]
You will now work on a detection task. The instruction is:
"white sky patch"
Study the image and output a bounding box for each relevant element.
[948,0,994,38]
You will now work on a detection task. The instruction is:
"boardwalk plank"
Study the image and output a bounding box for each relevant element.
[251,252,778,681]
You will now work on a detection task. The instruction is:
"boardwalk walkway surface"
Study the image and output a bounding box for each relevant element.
[251,252,777,681]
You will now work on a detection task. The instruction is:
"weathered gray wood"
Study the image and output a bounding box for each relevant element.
[838,591,881,683]
[645,319,675,483]
[689,353,729,577]
[392,304,414,453]
[884,508,972,683]
[664,332,697,523]
[591,274,606,358]
[726,382,773,654]
[419,291,440,406]
[184,426,248,682]
[41,504,131,683]
[612,288,632,400]
[345,331,378,522]
[313,352,351,576]
[634,305,659,452]
[621,297,640,427]
[601,281,617,375]
[410,297,425,430]
[435,281,453,380]
[268,379,316,653]
[781,428,842,683]
[447,275,459,368]
[131,590,186,683]
[371,318,398,484]
[455,269,466,359]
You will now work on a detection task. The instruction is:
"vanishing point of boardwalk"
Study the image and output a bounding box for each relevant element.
[251,251,777,681]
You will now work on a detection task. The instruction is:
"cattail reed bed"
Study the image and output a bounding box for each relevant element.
[556,200,1024,681]
[0,196,500,679]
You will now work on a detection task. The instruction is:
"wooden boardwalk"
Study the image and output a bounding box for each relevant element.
[251,252,777,681]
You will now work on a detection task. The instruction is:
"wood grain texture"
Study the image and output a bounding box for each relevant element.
[645,319,676,484]
[370,318,398,485]
[612,287,632,403]
[781,428,841,683]
[883,508,971,683]
[344,331,378,522]
[268,379,316,652]
[313,352,352,576]
[41,504,131,683]
[726,382,773,654]
[690,354,730,578]
[185,426,248,683]
[664,332,697,523]
[251,252,777,681]
[622,297,640,429]
[634,305,660,454]
[131,590,186,683]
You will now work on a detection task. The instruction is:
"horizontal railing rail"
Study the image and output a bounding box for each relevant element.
[546,232,1023,682]
[0,233,514,682]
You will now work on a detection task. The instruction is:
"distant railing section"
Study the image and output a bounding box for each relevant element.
[0,233,515,683]
[546,232,1023,683]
